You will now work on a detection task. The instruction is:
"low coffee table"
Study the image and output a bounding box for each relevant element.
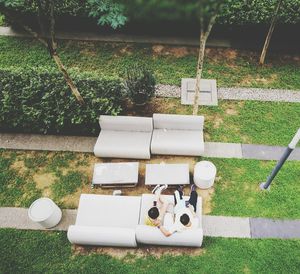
[145,163,190,186]
[92,162,139,188]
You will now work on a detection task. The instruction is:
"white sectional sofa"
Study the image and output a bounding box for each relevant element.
[94,115,153,159]
[151,114,205,156]
[68,194,203,248]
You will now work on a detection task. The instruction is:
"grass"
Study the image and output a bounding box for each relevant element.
[206,158,300,219]
[0,13,5,26]
[1,149,299,219]
[0,36,300,89]
[140,98,300,146]
[0,229,299,274]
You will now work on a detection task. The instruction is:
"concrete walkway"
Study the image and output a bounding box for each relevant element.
[1,133,300,161]
[1,207,299,239]
[156,85,300,103]
[0,26,230,48]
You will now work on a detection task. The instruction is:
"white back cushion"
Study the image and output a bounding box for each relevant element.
[153,114,204,130]
[100,115,153,132]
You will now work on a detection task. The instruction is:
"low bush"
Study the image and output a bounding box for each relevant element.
[125,64,156,106]
[0,67,125,135]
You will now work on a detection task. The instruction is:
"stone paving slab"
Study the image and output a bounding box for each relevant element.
[1,133,300,161]
[203,142,243,159]
[1,207,300,239]
[203,215,251,238]
[0,207,76,231]
[242,144,300,161]
[0,133,96,153]
[250,218,300,239]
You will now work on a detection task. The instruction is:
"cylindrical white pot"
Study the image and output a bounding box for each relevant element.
[194,161,217,189]
[28,198,62,228]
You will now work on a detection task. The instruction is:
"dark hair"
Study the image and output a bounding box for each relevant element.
[180,214,190,226]
[148,207,159,219]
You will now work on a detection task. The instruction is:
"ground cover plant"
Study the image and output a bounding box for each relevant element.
[1,149,299,219]
[0,229,299,274]
[0,37,300,89]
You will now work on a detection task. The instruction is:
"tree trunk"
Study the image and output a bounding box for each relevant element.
[52,54,85,104]
[193,14,217,115]
[193,34,207,115]
[259,0,283,65]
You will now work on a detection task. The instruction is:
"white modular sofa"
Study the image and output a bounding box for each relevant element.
[67,194,203,248]
[94,115,153,159]
[151,114,205,156]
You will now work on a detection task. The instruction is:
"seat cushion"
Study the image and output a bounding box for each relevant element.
[151,129,204,156]
[75,194,141,229]
[94,130,152,159]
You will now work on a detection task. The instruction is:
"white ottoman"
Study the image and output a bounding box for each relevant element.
[28,198,62,228]
[194,161,217,189]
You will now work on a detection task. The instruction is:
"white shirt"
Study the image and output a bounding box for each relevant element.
[167,201,199,233]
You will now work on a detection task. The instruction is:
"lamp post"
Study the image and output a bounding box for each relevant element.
[260,128,300,190]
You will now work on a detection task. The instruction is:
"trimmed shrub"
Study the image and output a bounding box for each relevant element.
[125,64,156,106]
[0,67,124,135]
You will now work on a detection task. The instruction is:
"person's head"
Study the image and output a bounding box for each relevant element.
[148,206,159,220]
[180,214,190,226]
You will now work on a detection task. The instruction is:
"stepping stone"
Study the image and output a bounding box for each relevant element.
[181,78,218,106]
[203,215,251,238]
[250,218,300,239]
[242,144,300,161]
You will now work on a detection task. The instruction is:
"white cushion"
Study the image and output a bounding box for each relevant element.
[94,130,152,159]
[67,225,137,247]
[153,114,204,130]
[100,115,153,132]
[75,194,141,228]
[151,129,204,156]
[136,225,203,247]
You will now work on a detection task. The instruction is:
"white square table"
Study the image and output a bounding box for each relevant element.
[92,162,139,188]
[145,163,190,186]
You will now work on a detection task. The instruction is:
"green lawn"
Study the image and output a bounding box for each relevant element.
[0,229,299,274]
[150,98,300,146]
[206,158,300,219]
[0,36,300,89]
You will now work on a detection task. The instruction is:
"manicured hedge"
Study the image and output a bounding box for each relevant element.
[0,68,124,135]
[5,0,300,25]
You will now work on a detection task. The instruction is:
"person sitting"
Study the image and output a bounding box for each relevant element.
[145,184,169,227]
[158,184,199,236]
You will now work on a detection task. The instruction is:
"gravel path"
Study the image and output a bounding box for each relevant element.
[156,84,300,103]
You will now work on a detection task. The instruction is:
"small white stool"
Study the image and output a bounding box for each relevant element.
[28,198,62,228]
[194,161,217,189]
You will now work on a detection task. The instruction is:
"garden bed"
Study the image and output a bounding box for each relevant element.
[1,149,299,219]
[0,37,300,89]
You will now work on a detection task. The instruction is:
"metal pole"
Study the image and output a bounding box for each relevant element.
[260,128,300,190]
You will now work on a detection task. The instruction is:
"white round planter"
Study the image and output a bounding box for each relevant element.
[28,198,62,228]
[194,161,217,189]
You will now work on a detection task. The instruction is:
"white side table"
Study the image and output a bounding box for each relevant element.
[194,161,217,189]
[28,198,62,228]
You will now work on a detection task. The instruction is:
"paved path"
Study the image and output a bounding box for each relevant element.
[1,133,299,161]
[1,207,299,239]
[156,85,300,103]
[0,26,230,48]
